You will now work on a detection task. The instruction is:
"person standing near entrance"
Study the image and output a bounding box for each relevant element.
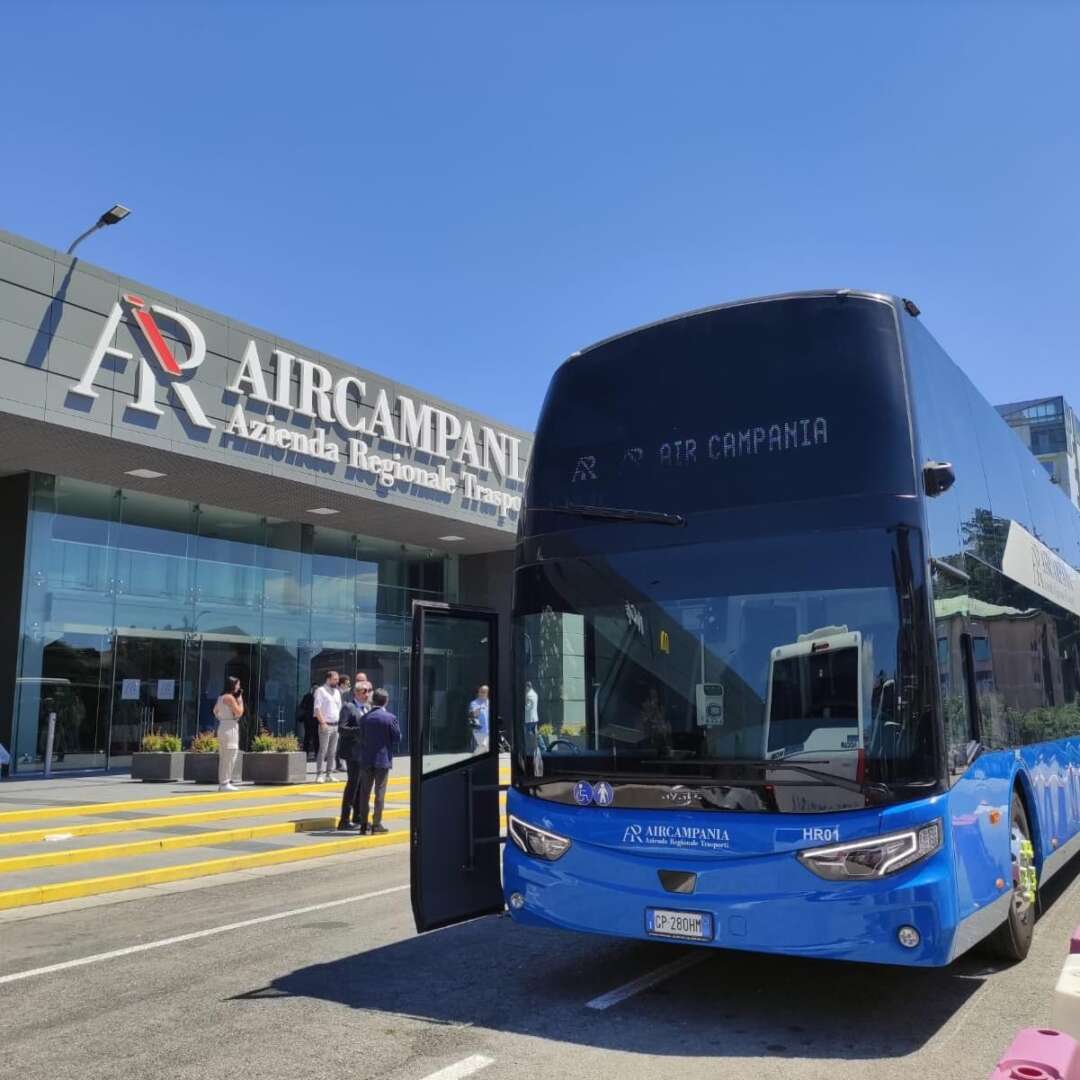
[468,685,491,753]
[334,676,352,773]
[214,677,244,792]
[336,675,373,830]
[313,671,342,783]
[297,682,318,759]
[354,688,399,834]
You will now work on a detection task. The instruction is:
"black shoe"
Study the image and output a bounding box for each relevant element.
[371,824,389,835]
[337,821,358,832]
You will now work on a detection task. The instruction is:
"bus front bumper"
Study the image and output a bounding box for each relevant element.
[503,799,959,967]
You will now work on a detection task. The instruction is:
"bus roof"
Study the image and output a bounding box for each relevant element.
[568,289,902,362]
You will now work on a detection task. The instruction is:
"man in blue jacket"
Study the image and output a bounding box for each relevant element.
[354,687,400,835]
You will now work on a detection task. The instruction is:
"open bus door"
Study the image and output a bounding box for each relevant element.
[409,601,504,933]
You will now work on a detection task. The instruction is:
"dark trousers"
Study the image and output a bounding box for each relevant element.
[304,717,319,756]
[357,766,390,828]
[340,759,364,825]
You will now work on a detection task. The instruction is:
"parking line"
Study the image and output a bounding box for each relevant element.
[0,883,408,986]
[419,1055,495,1080]
[585,951,707,1010]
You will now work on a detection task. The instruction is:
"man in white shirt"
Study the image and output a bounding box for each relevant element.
[313,671,343,782]
[468,685,490,753]
[523,680,539,750]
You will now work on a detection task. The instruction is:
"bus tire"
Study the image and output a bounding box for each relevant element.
[986,791,1037,963]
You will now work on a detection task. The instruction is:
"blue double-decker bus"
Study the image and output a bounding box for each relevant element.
[409,291,1080,966]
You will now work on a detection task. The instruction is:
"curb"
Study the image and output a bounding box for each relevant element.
[0,779,377,824]
[0,796,345,846]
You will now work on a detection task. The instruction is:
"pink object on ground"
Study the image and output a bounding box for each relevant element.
[989,1028,1080,1080]
[1070,924,1080,954]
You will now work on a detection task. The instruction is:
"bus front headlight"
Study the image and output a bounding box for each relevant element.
[508,815,571,861]
[797,820,942,881]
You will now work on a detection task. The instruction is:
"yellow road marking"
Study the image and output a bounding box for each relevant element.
[0,798,342,846]
[0,781,351,824]
[0,829,409,911]
[0,814,509,911]
[0,771,509,824]
[0,791,502,847]
[0,816,342,872]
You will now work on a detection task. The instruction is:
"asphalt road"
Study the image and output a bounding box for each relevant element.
[3,847,1080,1080]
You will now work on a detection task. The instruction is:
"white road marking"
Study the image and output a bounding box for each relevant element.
[0,883,408,986]
[419,1055,495,1080]
[585,951,707,1010]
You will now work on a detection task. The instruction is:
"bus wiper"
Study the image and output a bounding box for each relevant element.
[702,758,892,801]
[760,761,893,802]
[535,504,686,527]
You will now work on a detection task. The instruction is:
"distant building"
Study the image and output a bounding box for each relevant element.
[996,396,1080,509]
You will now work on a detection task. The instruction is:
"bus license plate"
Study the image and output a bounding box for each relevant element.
[645,908,713,941]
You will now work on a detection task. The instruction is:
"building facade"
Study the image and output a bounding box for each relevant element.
[0,228,530,774]
[996,396,1080,508]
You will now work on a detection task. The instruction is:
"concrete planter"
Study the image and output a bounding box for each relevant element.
[131,752,186,782]
[184,752,231,784]
[242,751,306,785]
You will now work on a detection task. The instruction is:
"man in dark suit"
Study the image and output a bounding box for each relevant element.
[354,688,400,834]
[336,677,374,830]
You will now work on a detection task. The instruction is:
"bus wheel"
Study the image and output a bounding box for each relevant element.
[987,792,1037,963]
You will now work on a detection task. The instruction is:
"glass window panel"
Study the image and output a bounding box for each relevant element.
[113,491,196,632]
[903,320,963,562]
[418,611,494,774]
[193,506,264,636]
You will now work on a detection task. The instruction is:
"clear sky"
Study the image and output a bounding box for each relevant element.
[2,1,1076,431]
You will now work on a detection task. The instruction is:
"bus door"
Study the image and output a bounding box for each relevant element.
[409,601,504,933]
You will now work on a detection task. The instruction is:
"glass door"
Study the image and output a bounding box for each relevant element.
[107,633,186,766]
[409,602,503,933]
[256,644,300,739]
[16,632,111,773]
[191,637,257,747]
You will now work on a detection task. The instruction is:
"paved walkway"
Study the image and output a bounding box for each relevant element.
[0,756,508,912]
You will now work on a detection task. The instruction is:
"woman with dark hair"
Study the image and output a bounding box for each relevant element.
[214,676,244,791]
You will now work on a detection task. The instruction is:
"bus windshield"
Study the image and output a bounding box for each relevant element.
[513,528,939,808]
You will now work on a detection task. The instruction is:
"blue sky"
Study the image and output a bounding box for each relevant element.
[2,1,1076,431]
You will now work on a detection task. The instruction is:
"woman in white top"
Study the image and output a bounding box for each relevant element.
[214,676,244,791]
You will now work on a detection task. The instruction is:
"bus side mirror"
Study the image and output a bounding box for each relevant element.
[923,461,955,497]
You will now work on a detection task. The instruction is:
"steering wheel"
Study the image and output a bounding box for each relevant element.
[545,739,576,753]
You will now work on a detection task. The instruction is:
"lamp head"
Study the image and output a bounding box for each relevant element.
[98,204,131,226]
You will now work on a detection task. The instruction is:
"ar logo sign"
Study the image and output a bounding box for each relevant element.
[71,294,214,430]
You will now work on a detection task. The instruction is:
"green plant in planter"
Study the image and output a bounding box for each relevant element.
[250,730,301,752]
[141,731,182,753]
[188,732,219,753]
[250,729,276,752]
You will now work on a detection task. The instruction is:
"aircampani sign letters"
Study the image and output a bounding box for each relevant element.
[70,294,526,520]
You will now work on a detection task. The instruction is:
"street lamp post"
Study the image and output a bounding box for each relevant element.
[66,204,132,255]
